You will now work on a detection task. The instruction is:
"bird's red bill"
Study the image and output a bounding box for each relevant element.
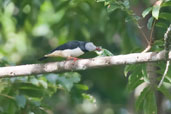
[96,47,102,51]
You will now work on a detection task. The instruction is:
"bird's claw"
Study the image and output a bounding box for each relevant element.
[67,57,79,62]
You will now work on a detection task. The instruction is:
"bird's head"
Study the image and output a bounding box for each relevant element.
[85,42,101,52]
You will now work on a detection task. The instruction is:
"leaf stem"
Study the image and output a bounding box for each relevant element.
[0,93,15,100]
[149,19,156,44]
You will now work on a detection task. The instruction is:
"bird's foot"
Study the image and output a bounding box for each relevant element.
[67,57,79,62]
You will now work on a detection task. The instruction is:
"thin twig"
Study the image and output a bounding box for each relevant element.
[158,61,170,88]
[141,19,156,53]
[149,19,156,44]
[0,93,15,100]
[141,45,151,53]
[136,22,150,45]
[139,27,150,45]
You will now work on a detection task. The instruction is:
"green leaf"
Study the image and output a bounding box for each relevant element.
[82,93,96,103]
[96,48,113,56]
[107,4,120,13]
[0,79,8,93]
[142,68,150,83]
[147,17,154,30]
[158,84,171,99]
[103,49,114,56]
[8,102,17,114]
[159,12,171,21]
[0,57,10,67]
[96,0,105,2]
[143,91,157,114]
[30,78,39,86]
[142,7,152,18]
[76,84,89,91]
[123,0,130,9]
[58,72,81,91]
[39,80,48,89]
[127,69,144,91]
[46,74,58,84]
[16,83,45,98]
[165,76,171,84]
[127,75,144,91]
[152,4,161,20]
[126,64,146,91]
[161,1,171,7]
[15,95,26,108]
[156,21,169,28]
[151,40,164,51]
[136,86,151,111]
[104,1,110,6]
[124,64,138,77]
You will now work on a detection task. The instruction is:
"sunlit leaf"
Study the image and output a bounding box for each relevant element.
[104,1,110,6]
[30,78,39,86]
[165,76,171,84]
[76,84,89,91]
[82,93,96,103]
[142,68,149,83]
[152,1,162,20]
[39,80,48,89]
[96,0,105,2]
[142,7,152,18]
[152,5,160,20]
[161,1,171,7]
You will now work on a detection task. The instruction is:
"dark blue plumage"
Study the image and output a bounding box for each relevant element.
[50,41,88,53]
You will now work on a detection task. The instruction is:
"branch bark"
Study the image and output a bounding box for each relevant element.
[0,50,170,78]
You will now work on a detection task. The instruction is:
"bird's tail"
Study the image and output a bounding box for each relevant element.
[38,57,48,61]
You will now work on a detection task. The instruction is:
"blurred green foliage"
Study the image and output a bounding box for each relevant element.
[0,0,171,114]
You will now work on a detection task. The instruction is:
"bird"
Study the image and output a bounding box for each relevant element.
[38,40,101,61]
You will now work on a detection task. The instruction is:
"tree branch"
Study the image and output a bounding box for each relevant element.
[0,50,170,78]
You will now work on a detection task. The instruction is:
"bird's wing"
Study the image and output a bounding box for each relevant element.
[50,41,85,53]
[39,41,87,60]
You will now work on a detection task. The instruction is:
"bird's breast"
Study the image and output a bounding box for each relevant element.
[45,47,84,58]
[64,47,84,57]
